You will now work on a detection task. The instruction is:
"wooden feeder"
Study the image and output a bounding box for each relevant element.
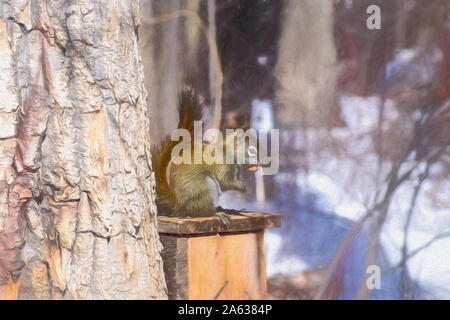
[157,212,280,300]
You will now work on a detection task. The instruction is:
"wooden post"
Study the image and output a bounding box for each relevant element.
[158,212,280,300]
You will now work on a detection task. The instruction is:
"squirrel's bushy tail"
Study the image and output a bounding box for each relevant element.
[151,87,203,215]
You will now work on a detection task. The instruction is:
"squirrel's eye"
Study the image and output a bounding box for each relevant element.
[247,146,257,157]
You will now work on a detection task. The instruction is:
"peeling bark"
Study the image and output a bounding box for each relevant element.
[0,0,167,299]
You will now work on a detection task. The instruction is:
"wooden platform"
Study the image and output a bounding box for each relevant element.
[157,212,281,300]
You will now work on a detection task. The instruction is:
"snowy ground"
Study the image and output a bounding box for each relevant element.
[218,92,450,299]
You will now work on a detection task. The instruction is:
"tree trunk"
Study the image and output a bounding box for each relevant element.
[140,0,184,144]
[0,0,167,299]
[139,0,206,145]
[275,0,338,128]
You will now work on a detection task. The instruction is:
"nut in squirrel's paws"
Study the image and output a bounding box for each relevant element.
[215,212,232,226]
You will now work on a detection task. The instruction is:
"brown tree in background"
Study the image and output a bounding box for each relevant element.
[275,0,338,128]
[139,0,220,143]
[0,0,167,299]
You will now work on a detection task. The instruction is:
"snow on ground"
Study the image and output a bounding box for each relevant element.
[219,91,449,298]
[310,94,450,298]
[305,171,366,221]
[264,232,310,277]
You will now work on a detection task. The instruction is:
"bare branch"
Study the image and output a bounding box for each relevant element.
[141,9,224,131]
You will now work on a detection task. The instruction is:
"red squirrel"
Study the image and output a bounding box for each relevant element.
[151,87,258,224]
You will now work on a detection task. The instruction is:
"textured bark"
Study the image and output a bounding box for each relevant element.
[0,0,167,299]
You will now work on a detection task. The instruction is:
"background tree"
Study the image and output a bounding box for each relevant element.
[275,0,338,128]
[139,0,223,143]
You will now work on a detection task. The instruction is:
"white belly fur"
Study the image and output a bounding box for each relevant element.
[205,175,222,205]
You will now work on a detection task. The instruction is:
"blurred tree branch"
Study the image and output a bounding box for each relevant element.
[141,9,224,131]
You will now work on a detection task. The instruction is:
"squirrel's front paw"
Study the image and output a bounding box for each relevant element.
[214,212,231,227]
[235,181,247,193]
